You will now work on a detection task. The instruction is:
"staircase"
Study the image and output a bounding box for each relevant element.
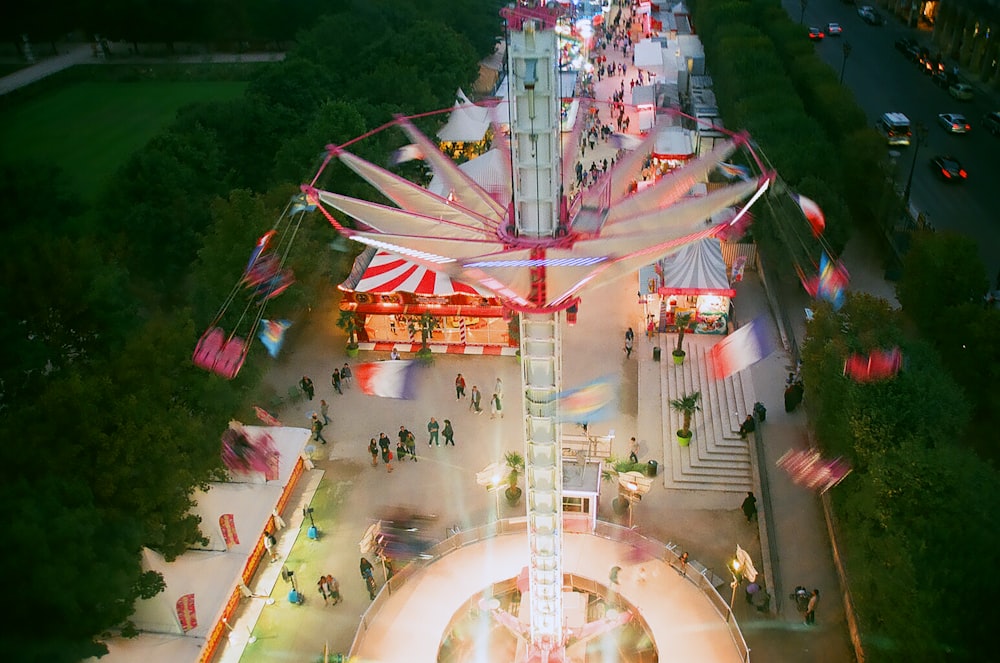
[659,334,757,493]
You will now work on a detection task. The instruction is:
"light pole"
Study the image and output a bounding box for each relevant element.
[839,41,852,84]
[799,0,808,24]
[902,122,929,214]
[727,559,742,622]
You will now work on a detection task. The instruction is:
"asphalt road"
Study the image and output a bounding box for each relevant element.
[784,1,1000,279]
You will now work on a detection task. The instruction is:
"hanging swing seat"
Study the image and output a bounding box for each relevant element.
[193,327,247,379]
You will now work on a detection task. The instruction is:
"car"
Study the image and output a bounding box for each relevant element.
[905,44,922,62]
[827,23,843,36]
[808,27,825,40]
[949,83,974,101]
[984,111,1000,136]
[930,155,967,182]
[931,70,951,88]
[861,8,884,25]
[895,37,916,54]
[938,113,971,134]
[857,5,874,17]
[877,112,912,146]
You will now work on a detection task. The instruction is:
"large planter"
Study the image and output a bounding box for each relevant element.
[345,345,360,358]
[673,350,685,365]
[612,497,630,514]
[677,430,693,446]
[505,486,522,505]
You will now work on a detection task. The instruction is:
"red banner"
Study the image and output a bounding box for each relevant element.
[176,594,197,632]
[265,452,280,482]
[219,513,239,548]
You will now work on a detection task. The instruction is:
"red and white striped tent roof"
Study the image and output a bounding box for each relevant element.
[342,247,495,297]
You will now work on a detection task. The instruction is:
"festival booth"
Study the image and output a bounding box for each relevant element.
[91,426,311,663]
[639,238,734,335]
[632,84,657,133]
[339,247,511,349]
[436,89,494,164]
[652,125,695,170]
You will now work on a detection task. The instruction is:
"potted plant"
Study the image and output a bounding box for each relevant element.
[407,312,440,363]
[672,312,692,365]
[503,450,525,505]
[670,391,701,446]
[336,310,360,357]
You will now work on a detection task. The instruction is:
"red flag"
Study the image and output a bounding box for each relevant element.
[219,513,239,548]
[176,594,198,632]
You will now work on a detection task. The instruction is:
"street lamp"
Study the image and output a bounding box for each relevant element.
[799,0,808,24]
[839,41,852,84]
[476,462,506,521]
[727,559,743,621]
[902,121,929,214]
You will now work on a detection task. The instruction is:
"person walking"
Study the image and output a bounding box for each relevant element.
[368,438,379,467]
[340,363,352,389]
[299,375,314,400]
[331,368,343,395]
[494,377,503,399]
[490,392,503,419]
[455,373,467,399]
[741,491,758,523]
[326,575,341,605]
[360,557,376,599]
[317,575,331,605]
[443,419,455,446]
[311,413,327,445]
[805,589,820,625]
[396,439,408,462]
[405,430,417,461]
[624,327,634,358]
[381,444,393,473]
[628,436,639,464]
[427,417,440,446]
[320,399,330,426]
[470,386,482,414]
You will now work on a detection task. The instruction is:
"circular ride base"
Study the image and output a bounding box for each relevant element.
[350,521,749,663]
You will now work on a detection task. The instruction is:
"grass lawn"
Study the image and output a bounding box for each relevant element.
[0,80,247,200]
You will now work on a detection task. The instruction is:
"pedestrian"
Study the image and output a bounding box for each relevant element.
[805,589,820,625]
[405,430,417,461]
[791,585,810,613]
[326,575,341,605]
[628,437,639,463]
[625,327,634,343]
[368,438,379,467]
[320,399,330,426]
[470,386,482,413]
[490,392,503,419]
[378,432,391,457]
[396,439,408,462]
[381,445,393,472]
[398,425,410,449]
[647,318,655,339]
[739,414,756,439]
[311,413,327,445]
[784,380,804,412]
[609,565,621,586]
[443,419,455,446]
[263,530,278,562]
[427,417,440,446]
[299,375,314,400]
[360,557,375,598]
[390,348,400,360]
[317,575,330,605]
[675,551,689,575]
[495,377,503,398]
[331,369,343,395]
[741,491,758,523]
[455,373,466,399]
[341,363,352,388]
[625,334,633,358]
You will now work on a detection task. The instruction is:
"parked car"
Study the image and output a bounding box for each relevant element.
[931,70,951,88]
[895,37,916,54]
[930,155,967,182]
[905,44,922,62]
[858,6,884,24]
[984,111,1000,136]
[827,22,843,36]
[949,83,974,101]
[808,27,825,40]
[937,113,971,134]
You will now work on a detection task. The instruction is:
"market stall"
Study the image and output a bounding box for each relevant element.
[638,237,734,335]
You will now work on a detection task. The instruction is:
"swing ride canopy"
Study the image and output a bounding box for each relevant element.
[659,237,734,296]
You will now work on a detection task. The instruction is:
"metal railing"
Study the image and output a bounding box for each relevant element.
[348,518,751,662]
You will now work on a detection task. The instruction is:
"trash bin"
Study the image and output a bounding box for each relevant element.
[652,346,661,362]
[754,402,767,423]
[646,459,658,477]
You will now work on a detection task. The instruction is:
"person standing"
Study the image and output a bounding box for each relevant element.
[427,417,440,446]
[263,531,278,562]
[628,437,639,464]
[405,430,417,461]
[331,369,343,395]
[396,439,408,462]
[455,373,466,399]
[490,392,503,419]
[368,438,379,467]
[311,413,327,445]
[805,589,820,625]
[470,386,482,413]
[341,363,352,389]
[299,375,314,400]
[495,377,503,399]
[741,491,758,523]
[360,557,375,599]
[381,444,393,473]
[443,419,455,446]
[320,399,330,426]
[317,576,330,605]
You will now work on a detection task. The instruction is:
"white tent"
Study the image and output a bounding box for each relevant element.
[437,89,491,142]
[634,39,665,73]
[427,148,510,204]
[89,426,311,663]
